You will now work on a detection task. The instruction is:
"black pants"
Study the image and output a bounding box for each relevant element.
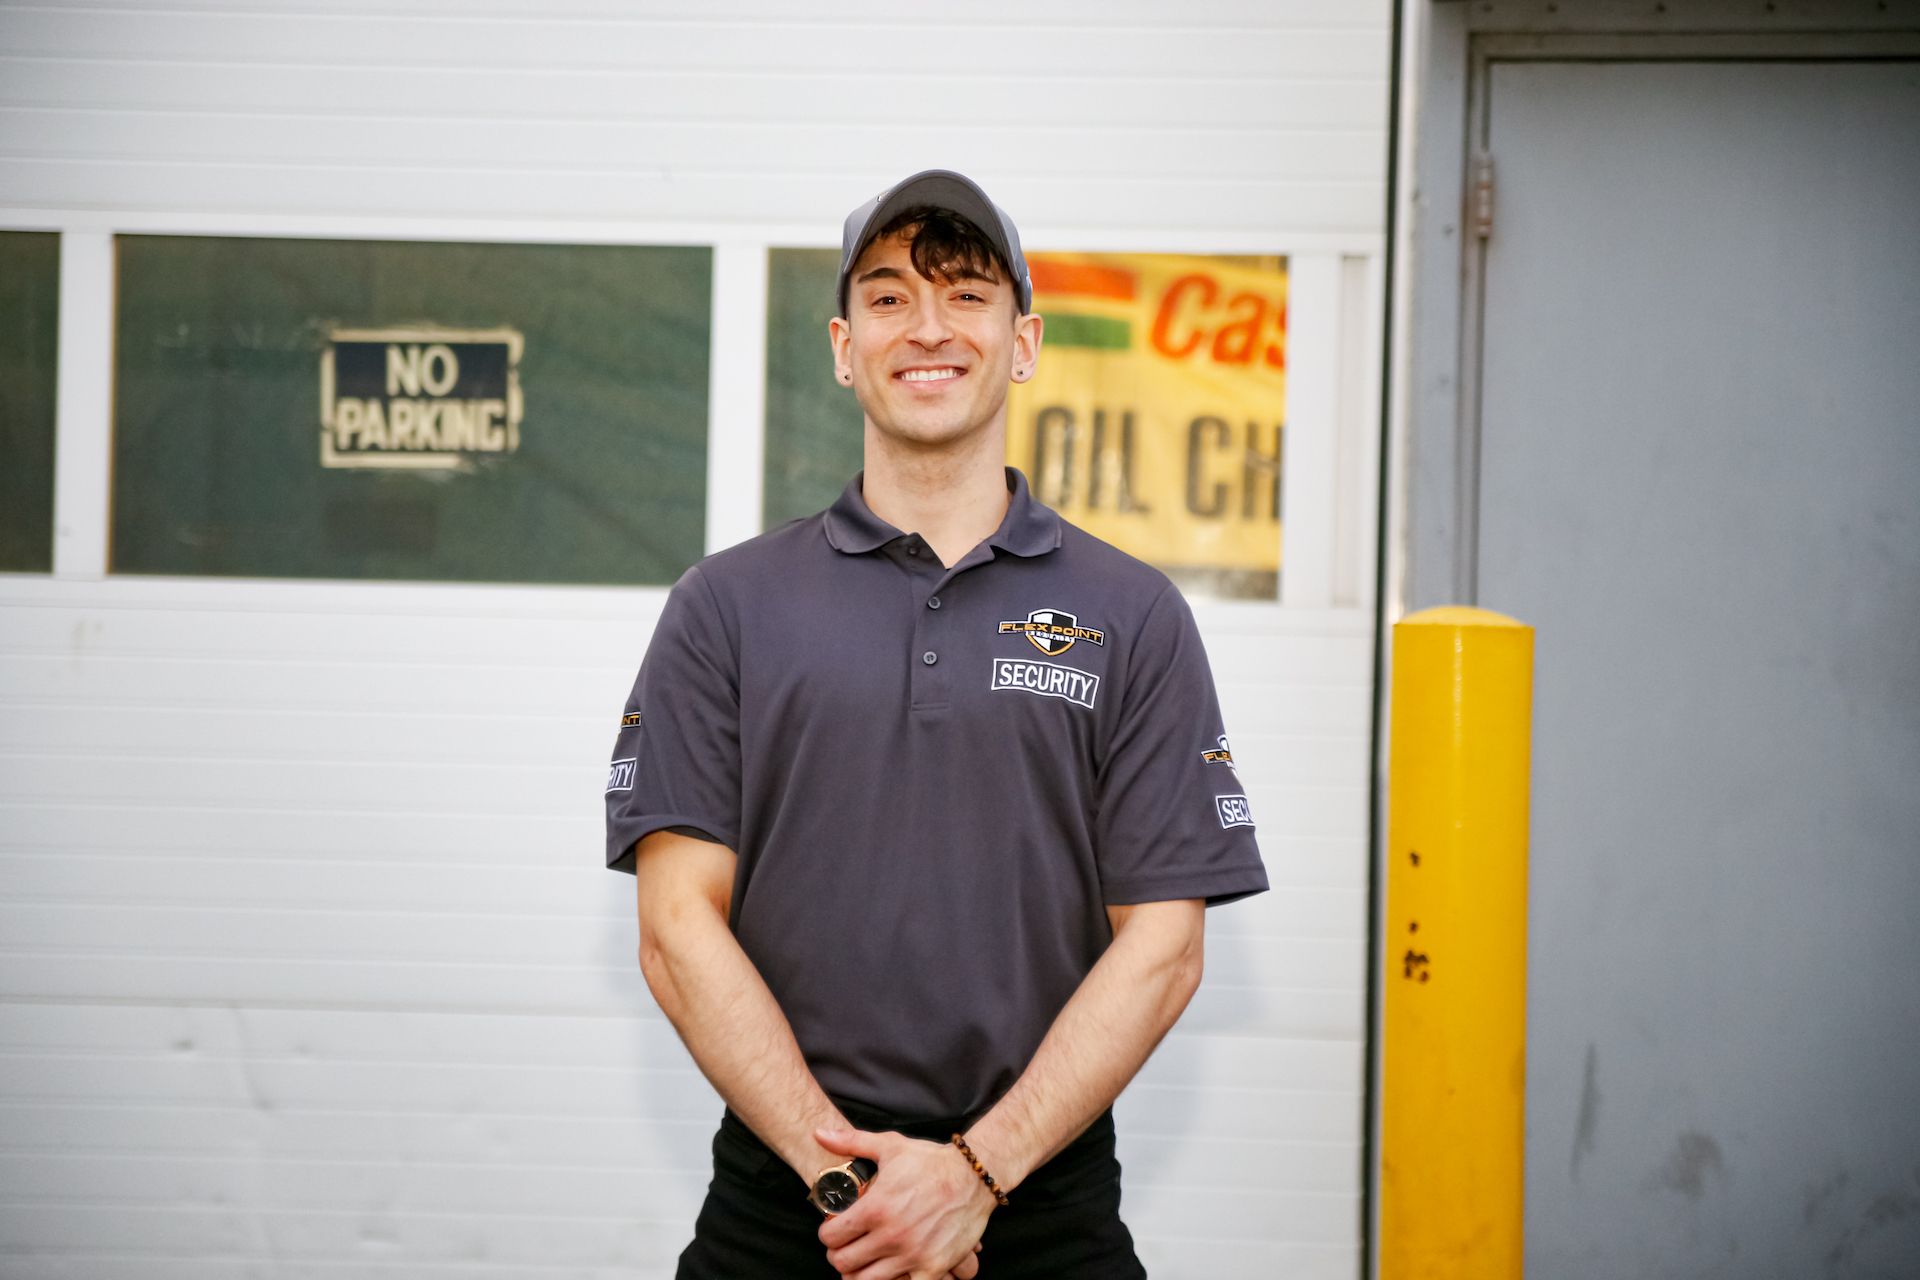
[675,1102,1147,1279]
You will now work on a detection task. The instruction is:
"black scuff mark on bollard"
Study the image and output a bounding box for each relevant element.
[1402,948,1430,982]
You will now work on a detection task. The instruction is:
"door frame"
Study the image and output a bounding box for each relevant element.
[1372,7,1920,1275]
[1399,18,1920,612]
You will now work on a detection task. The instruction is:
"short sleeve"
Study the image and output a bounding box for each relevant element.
[604,564,742,874]
[1093,584,1270,907]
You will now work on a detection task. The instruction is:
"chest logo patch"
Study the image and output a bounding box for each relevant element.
[992,658,1100,709]
[998,607,1106,657]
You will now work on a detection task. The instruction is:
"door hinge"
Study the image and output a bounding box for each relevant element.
[1471,150,1495,239]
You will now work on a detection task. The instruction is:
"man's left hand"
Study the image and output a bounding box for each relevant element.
[815,1126,994,1280]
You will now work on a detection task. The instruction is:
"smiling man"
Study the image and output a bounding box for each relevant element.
[606,170,1269,1279]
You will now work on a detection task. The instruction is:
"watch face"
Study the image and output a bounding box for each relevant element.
[814,1168,861,1214]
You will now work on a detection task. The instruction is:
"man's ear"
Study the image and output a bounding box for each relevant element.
[1010,311,1044,384]
[829,315,853,386]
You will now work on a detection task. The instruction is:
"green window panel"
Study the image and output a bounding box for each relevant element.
[0,232,60,574]
[112,236,711,585]
[763,248,863,530]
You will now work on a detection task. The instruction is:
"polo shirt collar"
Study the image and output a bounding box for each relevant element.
[823,466,1063,558]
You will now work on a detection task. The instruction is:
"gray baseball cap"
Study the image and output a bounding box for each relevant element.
[836,169,1032,318]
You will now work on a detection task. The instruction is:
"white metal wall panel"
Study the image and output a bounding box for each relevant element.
[0,0,1390,1274]
[0,0,1387,234]
[0,581,1373,1276]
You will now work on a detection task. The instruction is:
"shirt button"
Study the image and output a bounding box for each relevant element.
[905,541,920,556]
[927,596,942,610]
[922,651,938,666]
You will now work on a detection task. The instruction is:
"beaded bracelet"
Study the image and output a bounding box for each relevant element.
[950,1133,1012,1208]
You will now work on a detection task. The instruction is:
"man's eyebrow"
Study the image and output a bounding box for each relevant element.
[944,267,1001,285]
[855,266,905,285]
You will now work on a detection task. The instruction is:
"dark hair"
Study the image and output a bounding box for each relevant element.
[868,204,1014,303]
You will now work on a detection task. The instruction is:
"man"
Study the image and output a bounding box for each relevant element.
[605,169,1268,1278]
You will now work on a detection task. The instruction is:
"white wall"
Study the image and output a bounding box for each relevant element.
[0,2,1392,1275]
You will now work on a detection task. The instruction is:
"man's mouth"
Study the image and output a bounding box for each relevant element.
[896,367,963,383]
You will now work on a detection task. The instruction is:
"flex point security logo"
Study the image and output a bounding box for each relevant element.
[992,658,1099,710]
[320,327,523,470]
[1215,794,1254,830]
[998,608,1106,657]
[606,758,636,793]
[1201,734,1238,779]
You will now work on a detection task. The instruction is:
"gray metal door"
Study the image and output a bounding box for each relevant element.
[1472,57,1920,1277]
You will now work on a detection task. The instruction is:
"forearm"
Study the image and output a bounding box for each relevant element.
[963,900,1204,1192]
[640,903,848,1180]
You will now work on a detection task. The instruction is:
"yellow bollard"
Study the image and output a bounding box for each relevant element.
[1380,606,1533,1280]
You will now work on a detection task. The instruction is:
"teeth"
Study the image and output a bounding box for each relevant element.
[900,368,960,382]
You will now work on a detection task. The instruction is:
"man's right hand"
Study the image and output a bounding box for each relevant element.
[816,1127,994,1280]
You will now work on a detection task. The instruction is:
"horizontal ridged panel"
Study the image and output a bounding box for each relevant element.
[0,1160,1360,1249]
[0,159,1381,230]
[0,904,1365,986]
[0,711,1369,789]
[0,954,1363,1037]
[0,1003,1364,1091]
[0,1095,1358,1195]
[0,60,1390,131]
[0,1205,1357,1274]
[0,11,1385,77]
[0,604,1371,683]
[0,852,1366,936]
[0,803,1360,872]
[0,113,1382,186]
[4,0,1384,25]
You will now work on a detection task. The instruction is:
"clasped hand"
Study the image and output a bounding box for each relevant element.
[815,1126,995,1280]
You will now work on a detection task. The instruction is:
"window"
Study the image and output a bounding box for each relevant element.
[0,232,60,574]
[763,249,1286,598]
[763,248,861,530]
[112,236,711,584]
[1012,253,1288,600]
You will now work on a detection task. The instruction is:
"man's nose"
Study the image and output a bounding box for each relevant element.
[908,300,953,347]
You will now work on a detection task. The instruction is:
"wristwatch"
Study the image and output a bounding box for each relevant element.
[808,1157,878,1216]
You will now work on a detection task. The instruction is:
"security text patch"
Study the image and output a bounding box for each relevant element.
[991,658,1100,709]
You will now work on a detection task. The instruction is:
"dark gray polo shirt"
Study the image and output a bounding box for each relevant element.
[606,467,1267,1121]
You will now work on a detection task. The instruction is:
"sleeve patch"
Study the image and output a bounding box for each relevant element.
[607,758,637,793]
[1214,794,1254,829]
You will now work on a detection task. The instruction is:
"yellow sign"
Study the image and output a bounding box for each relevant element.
[1006,253,1287,580]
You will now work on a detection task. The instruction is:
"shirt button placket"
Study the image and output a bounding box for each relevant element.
[913,576,950,708]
